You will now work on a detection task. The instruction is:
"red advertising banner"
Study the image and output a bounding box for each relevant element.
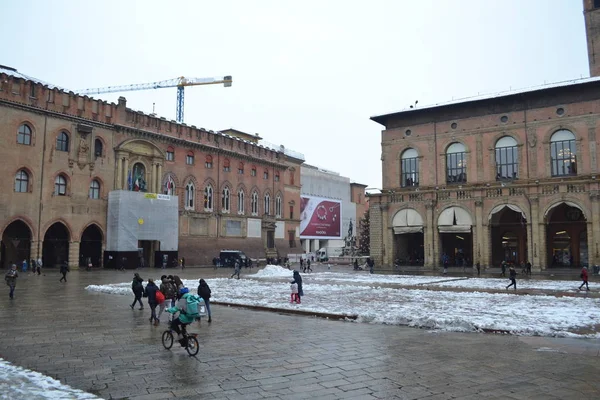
[299,196,342,239]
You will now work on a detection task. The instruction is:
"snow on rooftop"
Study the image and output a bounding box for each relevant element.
[371,75,600,119]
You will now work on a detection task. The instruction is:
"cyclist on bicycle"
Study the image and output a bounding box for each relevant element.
[167,287,195,346]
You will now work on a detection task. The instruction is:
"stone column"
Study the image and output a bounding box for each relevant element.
[474,199,484,266]
[381,203,390,267]
[116,157,122,190]
[529,196,541,270]
[123,158,129,190]
[157,163,163,194]
[424,201,435,269]
[370,201,384,266]
[482,225,492,268]
[69,241,80,269]
[590,191,600,267]
[150,163,156,193]
[538,222,547,271]
[432,214,440,271]
[30,240,41,260]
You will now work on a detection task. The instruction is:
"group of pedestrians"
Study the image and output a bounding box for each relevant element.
[129,273,212,326]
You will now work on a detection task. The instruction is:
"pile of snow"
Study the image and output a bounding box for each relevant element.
[85,268,600,338]
[0,358,99,399]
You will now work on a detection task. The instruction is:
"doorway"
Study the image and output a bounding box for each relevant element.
[138,240,159,268]
[43,222,70,267]
[1,220,32,269]
[80,224,103,268]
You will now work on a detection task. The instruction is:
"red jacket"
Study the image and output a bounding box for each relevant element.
[581,268,588,281]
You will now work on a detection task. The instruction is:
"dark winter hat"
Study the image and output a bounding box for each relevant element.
[161,275,167,280]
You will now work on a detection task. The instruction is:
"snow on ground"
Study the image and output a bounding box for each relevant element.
[0,358,99,399]
[85,265,600,338]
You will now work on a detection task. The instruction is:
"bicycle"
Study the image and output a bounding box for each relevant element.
[161,323,199,356]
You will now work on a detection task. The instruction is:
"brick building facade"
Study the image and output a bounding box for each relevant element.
[0,67,303,269]
[368,1,600,271]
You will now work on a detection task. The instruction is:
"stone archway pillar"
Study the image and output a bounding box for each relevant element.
[123,158,129,190]
[474,200,484,267]
[69,241,80,269]
[530,197,542,271]
[425,202,435,268]
[30,240,41,260]
[156,163,163,194]
[538,222,547,271]
[591,191,600,267]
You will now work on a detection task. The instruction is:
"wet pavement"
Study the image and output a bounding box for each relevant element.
[1,267,599,399]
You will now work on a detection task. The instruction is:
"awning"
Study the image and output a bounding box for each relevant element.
[488,204,526,221]
[544,201,585,218]
[392,209,424,234]
[438,206,472,233]
[393,226,423,234]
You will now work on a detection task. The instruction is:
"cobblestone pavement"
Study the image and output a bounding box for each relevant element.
[1,268,599,400]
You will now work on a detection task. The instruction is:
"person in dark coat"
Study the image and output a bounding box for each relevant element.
[197,278,212,323]
[579,266,590,291]
[506,265,518,290]
[290,270,304,303]
[5,264,18,299]
[59,262,70,282]
[144,279,159,324]
[130,273,144,310]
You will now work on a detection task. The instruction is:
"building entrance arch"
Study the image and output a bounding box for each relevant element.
[43,222,70,268]
[545,202,587,268]
[80,224,103,268]
[489,205,527,266]
[0,220,32,269]
[392,208,424,266]
[437,207,473,268]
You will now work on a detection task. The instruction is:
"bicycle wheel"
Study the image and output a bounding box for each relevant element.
[162,330,173,350]
[186,335,199,356]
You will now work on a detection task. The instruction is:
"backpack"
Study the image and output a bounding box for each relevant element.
[155,290,165,304]
[185,294,207,318]
[163,282,176,299]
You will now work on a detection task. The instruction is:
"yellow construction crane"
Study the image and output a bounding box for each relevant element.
[77,75,232,123]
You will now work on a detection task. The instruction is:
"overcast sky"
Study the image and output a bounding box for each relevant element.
[1,0,589,189]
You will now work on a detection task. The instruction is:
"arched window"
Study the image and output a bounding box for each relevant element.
[446,142,467,183]
[164,176,175,195]
[264,193,271,215]
[263,170,269,180]
[186,151,194,165]
[56,132,69,152]
[238,189,245,214]
[495,136,518,180]
[275,172,280,182]
[251,165,257,177]
[17,124,32,145]
[251,191,259,215]
[89,179,100,199]
[223,159,231,172]
[222,187,231,212]
[205,155,213,169]
[14,169,29,192]
[94,138,103,158]
[54,174,67,195]
[204,185,213,211]
[238,162,244,174]
[401,148,419,187]
[185,182,195,210]
[275,194,282,217]
[166,146,174,161]
[550,130,577,176]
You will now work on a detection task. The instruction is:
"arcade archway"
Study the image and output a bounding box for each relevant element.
[489,205,527,266]
[392,208,424,265]
[438,207,472,267]
[545,202,587,268]
[80,224,103,268]
[42,222,70,268]
[1,220,32,269]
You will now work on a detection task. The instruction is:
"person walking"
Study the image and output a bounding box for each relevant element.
[506,265,518,290]
[579,266,590,291]
[501,261,507,277]
[197,278,212,323]
[59,262,70,282]
[157,275,176,323]
[130,273,144,310]
[180,257,185,270]
[173,275,184,292]
[36,258,42,276]
[290,270,304,303]
[476,262,481,277]
[306,259,312,273]
[526,262,532,276]
[21,259,28,273]
[231,260,241,279]
[119,256,126,271]
[144,278,159,324]
[5,264,18,299]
